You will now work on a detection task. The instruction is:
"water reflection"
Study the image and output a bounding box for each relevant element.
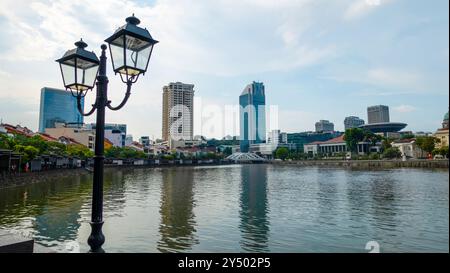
[103,170,127,217]
[0,174,92,249]
[239,164,270,252]
[0,166,447,253]
[157,168,198,252]
[369,174,398,230]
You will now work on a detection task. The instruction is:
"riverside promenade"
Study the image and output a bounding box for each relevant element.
[272,159,449,169]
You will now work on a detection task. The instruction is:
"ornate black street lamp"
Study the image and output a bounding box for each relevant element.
[56,14,158,253]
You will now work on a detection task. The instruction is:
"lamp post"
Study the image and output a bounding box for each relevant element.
[56,15,158,253]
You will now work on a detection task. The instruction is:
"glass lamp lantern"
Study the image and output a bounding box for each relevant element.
[56,39,100,93]
[105,14,158,82]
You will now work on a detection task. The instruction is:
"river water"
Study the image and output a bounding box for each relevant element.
[0,164,448,253]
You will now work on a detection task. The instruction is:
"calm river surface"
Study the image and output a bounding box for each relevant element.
[0,164,448,253]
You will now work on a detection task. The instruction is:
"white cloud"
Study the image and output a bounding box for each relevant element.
[366,68,423,89]
[0,0,447,137]
[0,0,339,75]
[344,0,391,20]
[321,66,426,94]
[393,105,417,113]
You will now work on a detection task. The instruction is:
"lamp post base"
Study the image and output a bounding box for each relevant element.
[87,221,105,253]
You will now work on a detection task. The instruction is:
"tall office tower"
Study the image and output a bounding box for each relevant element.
[239,81,266,153]
[344,116,365,130]
[162,82,195,143]
[367,105,390,124]
[315,120,334,133]
[38,87,84,132]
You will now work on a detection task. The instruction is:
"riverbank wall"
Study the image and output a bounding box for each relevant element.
[0,162,233,188]
[0,168,90,189]
[271,159,449,169]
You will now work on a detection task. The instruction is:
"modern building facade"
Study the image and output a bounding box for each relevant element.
[267,130,287,144]
[304,135,381,156]
[162,82,195,148]
[39,87,84,132]
[367,105,390,124]
[344,116,365,130]
[87,123,127,147]
[315,120,334,133]
[247,129,294,158]
[286,131,342,152]
[239,81,266,153]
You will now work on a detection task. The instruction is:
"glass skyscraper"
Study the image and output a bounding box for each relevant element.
[38,87,84,132]
[239,81,266,153]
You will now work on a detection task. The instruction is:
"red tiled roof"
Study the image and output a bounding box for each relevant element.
[130,141,143,148]
[305,135,346,146]
[2,124,35,137]
[323,135,345,144]
[37,133,58,142]
[393,138,415,144]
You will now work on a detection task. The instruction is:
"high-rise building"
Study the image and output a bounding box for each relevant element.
[268,130,288,144]
[239,81,266,152]
[162,82,194,146]
[344,116,365,130]
[38,87,84,132]
[367,105,390,124]
[315,120,334,133]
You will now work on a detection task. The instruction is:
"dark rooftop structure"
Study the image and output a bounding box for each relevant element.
[358,122,407,134]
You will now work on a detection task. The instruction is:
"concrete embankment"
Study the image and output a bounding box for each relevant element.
[0,162,232,188]
[0,168,90,189]
[271,159,449,169]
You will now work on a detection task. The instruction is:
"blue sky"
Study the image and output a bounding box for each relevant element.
[0,0,448,139]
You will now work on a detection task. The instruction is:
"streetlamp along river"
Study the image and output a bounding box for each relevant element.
[56,14,158,253]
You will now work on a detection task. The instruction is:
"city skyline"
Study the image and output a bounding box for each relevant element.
[0,0,448,139]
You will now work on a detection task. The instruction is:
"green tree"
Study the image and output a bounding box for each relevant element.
[206,152,216,159]
[14,145,39,163]
[275,147,289,160]
[401,134,415,140]
[223,147,232,156]
[383,147,401,159]
[344,128,365,153]
[67,144,93,159]
[433,146,449,158]
[369,152,380,160]
[0,134,15,149]
[46,141,67,156]
[381,139,392,152]
[416,136,438,157]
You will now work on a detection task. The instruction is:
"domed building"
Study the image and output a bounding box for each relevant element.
[442,111,449,129]
[434,110,449,149]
